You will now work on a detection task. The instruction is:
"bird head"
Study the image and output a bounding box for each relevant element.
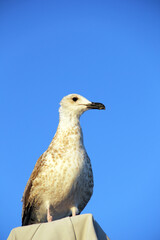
[59,94,105,119]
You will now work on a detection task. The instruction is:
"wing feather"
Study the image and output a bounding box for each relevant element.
[22,154,44,225]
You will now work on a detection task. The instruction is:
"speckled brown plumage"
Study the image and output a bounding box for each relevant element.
[22,94,105,225]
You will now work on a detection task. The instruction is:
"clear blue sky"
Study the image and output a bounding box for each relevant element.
[0,1,160,239]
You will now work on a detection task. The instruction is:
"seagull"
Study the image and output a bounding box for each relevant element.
[22,93,105,226]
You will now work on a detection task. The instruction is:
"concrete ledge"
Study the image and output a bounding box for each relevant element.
[7,214,110,240]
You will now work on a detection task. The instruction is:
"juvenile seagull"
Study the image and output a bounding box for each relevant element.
[22,94,105,226]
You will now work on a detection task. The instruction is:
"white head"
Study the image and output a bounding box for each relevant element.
[59,94,105,120]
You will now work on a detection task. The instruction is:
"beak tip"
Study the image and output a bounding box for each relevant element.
[99,105,105,110]
[101,106,106,110]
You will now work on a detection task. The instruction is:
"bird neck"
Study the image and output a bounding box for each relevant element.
[48,111,83,150]
[58,109,81,130]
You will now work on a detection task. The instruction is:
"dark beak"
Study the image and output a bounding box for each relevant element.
[86,102,105,110]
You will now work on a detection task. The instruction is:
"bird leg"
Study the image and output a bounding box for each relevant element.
[70,206,79,217]
[47,207,53,222]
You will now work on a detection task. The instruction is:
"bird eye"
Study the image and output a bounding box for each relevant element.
[72,97,78,102]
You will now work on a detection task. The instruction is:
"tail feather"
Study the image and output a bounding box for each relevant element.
[22,204,38,226]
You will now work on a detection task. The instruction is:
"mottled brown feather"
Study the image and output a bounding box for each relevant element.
[22,154,44,220]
